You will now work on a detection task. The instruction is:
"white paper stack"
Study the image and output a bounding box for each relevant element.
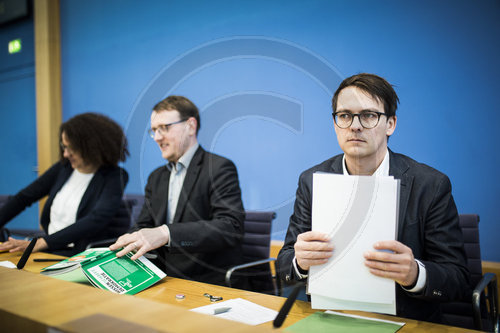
[309,173,400,315]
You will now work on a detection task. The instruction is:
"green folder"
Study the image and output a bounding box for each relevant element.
[40,249,166,295]
[285,311,404,333]
[81,251,165,295]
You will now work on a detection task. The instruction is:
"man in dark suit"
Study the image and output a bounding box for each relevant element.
[111,96,245,285]
[277,73,469,323]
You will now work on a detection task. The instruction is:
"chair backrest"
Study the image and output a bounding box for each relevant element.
[242,211,276,262]
[460,214,483,288]
[237,211,277,294]
[122,193,145,225]
[0,195,8,209]
[107,194,145,233]
[84,194,146,250]
[104,199,134,237]
[441,214,488,330]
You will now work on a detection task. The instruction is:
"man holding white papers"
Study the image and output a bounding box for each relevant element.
[277,73,469,324]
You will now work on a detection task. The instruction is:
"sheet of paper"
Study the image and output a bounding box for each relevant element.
[311,294,396,315]
[284,310,405,333]
[309,173,399,314]
[324,310,405,326]
[0,261,16,269]
[190,298,278,326]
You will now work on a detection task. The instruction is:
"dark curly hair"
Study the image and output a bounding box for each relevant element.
[59,113,129,167]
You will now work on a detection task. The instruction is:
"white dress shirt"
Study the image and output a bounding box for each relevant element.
[49,169,94,240]
[166,143,199,224]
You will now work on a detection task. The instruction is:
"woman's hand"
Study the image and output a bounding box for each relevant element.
[0,237,48,253]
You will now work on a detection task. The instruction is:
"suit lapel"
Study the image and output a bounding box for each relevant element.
[45,164,74,211]
[388,150,413,240]
[77,168,103,216]
[53,164,73,194]
[329,155,343,174]
[173,147,204,223]
[155,166,170,226]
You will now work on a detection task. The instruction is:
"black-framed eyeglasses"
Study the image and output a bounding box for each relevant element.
[148,119,187,138]
[332,110,387,129]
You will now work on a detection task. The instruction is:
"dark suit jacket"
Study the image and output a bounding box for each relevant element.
[277,149,469,323]
[134,146,245,285]
[0,161,128,254]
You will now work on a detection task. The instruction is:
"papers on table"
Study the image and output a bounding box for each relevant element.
[0,261,16,269]
[190,298,278,326]
[285,310,405,332]
[309,173,400,315]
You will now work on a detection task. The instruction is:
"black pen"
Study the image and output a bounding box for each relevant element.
[33,258,64,262]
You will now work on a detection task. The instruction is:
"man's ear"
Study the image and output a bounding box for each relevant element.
[187,117,198,135]
[386,116,397,136]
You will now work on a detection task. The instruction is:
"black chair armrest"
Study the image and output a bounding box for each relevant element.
[85,238,118,249]
[472,272,499,332]
[6,228,46,240]
[225,257,276,287]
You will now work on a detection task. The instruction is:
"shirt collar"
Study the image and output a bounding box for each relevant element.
[342,149,390,176]
[167,142,199,172]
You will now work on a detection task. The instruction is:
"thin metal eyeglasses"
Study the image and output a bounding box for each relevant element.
[332,110,387,129]
[148,119,187,138]
[60,142,74,154]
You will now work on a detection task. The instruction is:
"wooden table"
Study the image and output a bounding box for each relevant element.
[0,251,478,332]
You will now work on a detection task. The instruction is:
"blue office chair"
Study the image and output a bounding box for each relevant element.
[441,214,499,332]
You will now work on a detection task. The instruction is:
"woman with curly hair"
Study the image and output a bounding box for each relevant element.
[0,113,129,255]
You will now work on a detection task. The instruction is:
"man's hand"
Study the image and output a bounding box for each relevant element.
[0,237,48,253]
[294,231,333,271]
[363,240,419,287]
[109,226,170,260]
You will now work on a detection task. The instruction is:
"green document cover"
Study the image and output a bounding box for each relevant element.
[285,311,405,333]
[81,251,166,295]
[40,249,166,295]
[40,248,110,283]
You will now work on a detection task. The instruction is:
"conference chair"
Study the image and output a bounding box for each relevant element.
[0,195,8,208]
[122,193,145,225]
[441,214,499,332]
[85,194,145,249]
[225,210,281,296]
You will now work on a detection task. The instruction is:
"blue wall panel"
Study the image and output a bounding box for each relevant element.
[0,17,38,230]
[55,0,500,261]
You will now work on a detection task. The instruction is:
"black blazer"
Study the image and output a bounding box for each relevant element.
[277,149,469,323]
[0,161,128,254]
[134,146,245,285]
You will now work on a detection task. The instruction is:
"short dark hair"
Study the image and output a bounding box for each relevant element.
[153,95,201,134]
[59,112,129,167]
[332,73,399,117]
